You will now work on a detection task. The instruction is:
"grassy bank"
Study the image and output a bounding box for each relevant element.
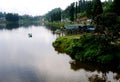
[53,34,120,69]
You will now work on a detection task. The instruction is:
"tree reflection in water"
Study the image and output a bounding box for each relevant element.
[88,74,107,82]
[70,60,120,82]
[6,23,19,30]
[113,73,120,81]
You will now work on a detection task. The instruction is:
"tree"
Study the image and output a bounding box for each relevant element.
[112,0,120,15]
[103,1,113,13]
[78,0,87,13]
[94,13,120,41]
[69,2,75,21]
[6,13,19,22]
[44,8,62,22]
[86,1,93,18]
[0,12,5,18]
[93,0,103,18]
[75,2,78,20]
[78,0,81,13]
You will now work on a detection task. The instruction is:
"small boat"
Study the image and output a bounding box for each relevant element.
[28,33,32,37]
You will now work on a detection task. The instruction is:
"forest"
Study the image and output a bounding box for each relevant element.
[44,0,119,22]
[0,12,42,24]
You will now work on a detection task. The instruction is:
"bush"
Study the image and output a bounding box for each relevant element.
[98,55,113,64]
[53,37,74,54]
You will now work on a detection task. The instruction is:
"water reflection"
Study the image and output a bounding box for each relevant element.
[19,22,42,27]
[0,22,43,30]
[0,25,120,82]
[6,23,19,30]
[113,74,120,80]
[88,74,106,82]
[70,61,120,82]
[0,24,6,29]
[70,61,116,72]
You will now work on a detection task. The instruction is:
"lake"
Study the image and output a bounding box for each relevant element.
[0,24,119,82]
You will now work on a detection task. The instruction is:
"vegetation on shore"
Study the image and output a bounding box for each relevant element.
[53,34,120,69]
[44,21,65,28]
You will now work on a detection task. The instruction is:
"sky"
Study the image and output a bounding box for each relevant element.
[0,0,105,16]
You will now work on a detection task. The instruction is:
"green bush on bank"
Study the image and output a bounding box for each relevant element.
[53,37,74,54]
[53,34,120,67]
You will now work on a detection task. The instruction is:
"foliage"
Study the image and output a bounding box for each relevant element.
[5,13,19,22]
[118,16,120,22]
[69,3,75,21]
[86,2,93,18]
[93,0,103,18]
[78,0,87,13]
[53,37,74,54]
[0,12,5,18]
[103,2,113,13]
[112,0,120,16]
[103,0,120,16]
[44,21,65,28]
[53,34,120,67]
[45,0,94,22]
[80,12,87,18]
[94,13,120,41]
[44,8,62,22]
[75,2,78,20]
[44,0,120,22]
[19,15,42,24]
[0,12,6,23]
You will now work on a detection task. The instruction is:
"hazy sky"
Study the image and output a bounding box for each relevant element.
[0,0,105,16]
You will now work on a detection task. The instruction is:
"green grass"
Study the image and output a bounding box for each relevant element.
[63,34,82,39]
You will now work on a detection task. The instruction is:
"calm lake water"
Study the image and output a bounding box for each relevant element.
[0,24,119,82]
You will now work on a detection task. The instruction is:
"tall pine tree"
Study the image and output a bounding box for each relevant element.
[86,1,93,18]
[75,2,78,20]
[69,3,75,21]
[93,0,103,18]
[112,0,120,16]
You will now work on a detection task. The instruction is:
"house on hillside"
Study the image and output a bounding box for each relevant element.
[0,17,6,21]
[61,18,71,23]
[86,19,93,25]
[65,24,95,34]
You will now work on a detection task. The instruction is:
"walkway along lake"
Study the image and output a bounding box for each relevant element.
[0,24,119,82]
